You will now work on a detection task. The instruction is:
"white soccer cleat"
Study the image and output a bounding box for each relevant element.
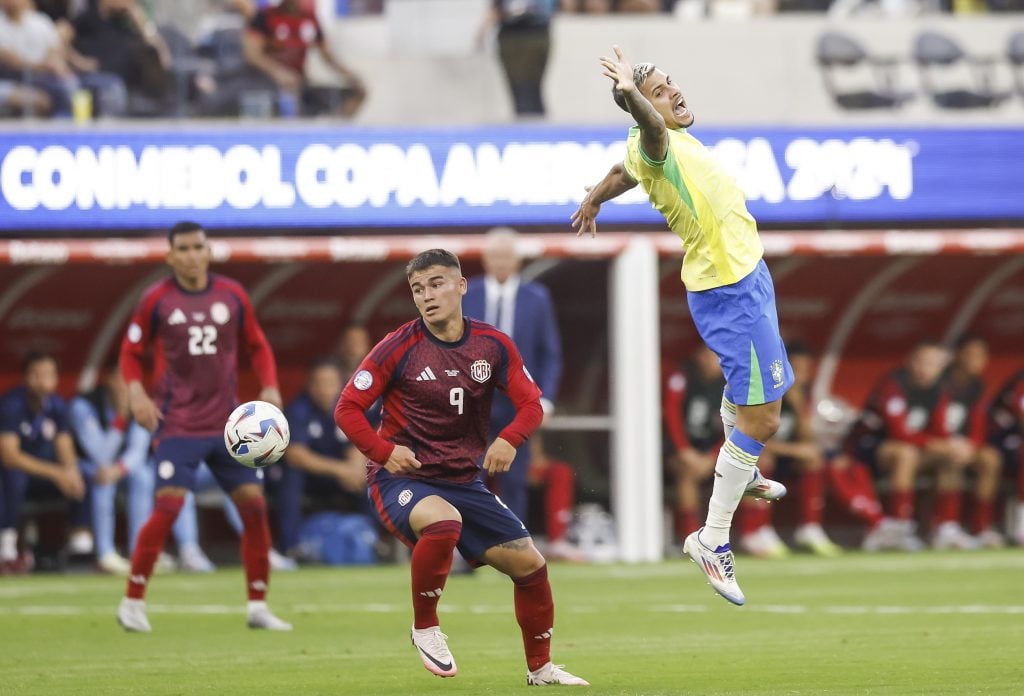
[931,521,978,551]
[740,525,790,559]
[179,544,216,573]
[742,468,787,502]
[861,517,903,552]
[117,597,151,633]
[527,662,590,686]
[411,626,457,677]
[793,523,842,557]
[247,601,293,631]
[269,548,298,571]
[154,551,177,575]
[96,551,132,576]
[683,529,745,606]
[974,528,1005,549]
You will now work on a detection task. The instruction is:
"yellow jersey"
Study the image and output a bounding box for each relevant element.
[623,127,763,292]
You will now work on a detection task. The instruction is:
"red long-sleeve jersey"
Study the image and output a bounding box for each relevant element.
[120,274,277,438]
[335,318,543,485]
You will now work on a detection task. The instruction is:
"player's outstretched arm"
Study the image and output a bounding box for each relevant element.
[571,162,637,238]
[600,44,667,163]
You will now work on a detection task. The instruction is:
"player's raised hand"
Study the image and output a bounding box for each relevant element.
[384,444,422,475]
[482,437,516,475]
[571,185,600,238]
[258,386,284,409]
[600,45,635,95]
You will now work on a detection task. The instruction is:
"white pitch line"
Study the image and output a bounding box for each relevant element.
[4,602,1024,618]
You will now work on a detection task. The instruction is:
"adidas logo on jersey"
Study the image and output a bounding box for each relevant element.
[416,367,437,381]
[168,308,186,325]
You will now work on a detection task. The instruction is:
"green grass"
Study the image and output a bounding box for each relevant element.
[1,550,1022,695]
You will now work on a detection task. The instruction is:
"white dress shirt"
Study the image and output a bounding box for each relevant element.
[484,275,519,338]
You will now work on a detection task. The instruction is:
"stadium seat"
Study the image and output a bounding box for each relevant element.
[1007,30,1024,98]
[912,31,1010,109]
[815,31,914,110]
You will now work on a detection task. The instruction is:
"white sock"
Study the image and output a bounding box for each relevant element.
[720,396,737,440]
[247,600,267,614]
[701,439,760,549]
[0,528,17,561]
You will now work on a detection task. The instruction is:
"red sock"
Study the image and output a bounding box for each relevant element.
[798,470,825,526]
[932,491,961,527]
[827,464,883,526]
[238,496,272,601]
[513,564,554,672]
[673,509,700,541]
[889,490,914,520]
[411,520,462,629]
[739,500,771,537]
[126,495,183,600]
[544,461,575,542]
[971,496,994,534]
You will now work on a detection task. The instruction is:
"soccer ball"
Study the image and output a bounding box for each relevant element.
[224,400,290,468]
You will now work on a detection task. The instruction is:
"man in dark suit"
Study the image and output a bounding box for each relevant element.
[464,228,563,523]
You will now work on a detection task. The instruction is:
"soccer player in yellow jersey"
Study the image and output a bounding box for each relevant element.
[572,46,792,606]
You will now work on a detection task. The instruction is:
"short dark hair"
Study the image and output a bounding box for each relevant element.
[406,248,461,278]
[307,355,342,373]
[168,221,204,244]
[22,351,56,374]
[786,340,813,358]
[953,334,987,351]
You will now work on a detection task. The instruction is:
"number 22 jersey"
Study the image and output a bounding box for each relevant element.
[120,274,278,439]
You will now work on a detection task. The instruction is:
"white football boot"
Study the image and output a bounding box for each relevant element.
[247,601,293,631]
[411,626,457,677]
[793,523,842,557]
[179,544,216,573]
[743,468,787,501]
[527,662,590,686]
[117,597,151,633]
[931,522,978,550]
[683,528,745,606]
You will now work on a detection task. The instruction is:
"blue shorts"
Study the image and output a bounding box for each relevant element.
[153,435,263,493]
[687,259,793,406]
[368,471,528,564]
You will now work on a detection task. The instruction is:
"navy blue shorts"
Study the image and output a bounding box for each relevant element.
[687,259,793,406]
[153,435,262,493]
[368,471,529,564]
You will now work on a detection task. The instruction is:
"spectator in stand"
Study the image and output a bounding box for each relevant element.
[336,324,372,384]
[0,352,88,573]
[477,0,563,117]
[527,433,585,561]
[943,336,1004,548]
[0,78,49,114]
[69,363,220,575]
[242,0,366,118]
[273,357,369,562]
[844,341,976,551]
[0,0,125,117]
[987,369,1024,546]
[758,342,841,556]
[464,227,564,525]
[73,0,172,111]
[662,344,727,546]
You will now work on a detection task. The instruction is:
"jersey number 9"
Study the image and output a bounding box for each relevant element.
[450,387,464,415]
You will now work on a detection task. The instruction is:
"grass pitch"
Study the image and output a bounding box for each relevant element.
[1,550,1021,695]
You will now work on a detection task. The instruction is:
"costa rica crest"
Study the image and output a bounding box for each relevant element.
[470,360,492,383]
